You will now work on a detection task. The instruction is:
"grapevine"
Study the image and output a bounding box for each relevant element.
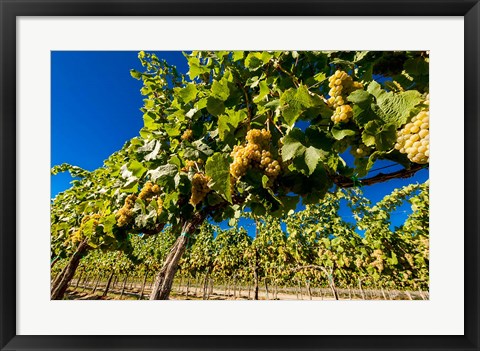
[395,95,430,164]
[50,51,430,300]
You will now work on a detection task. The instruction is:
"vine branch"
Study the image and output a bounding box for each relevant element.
[330,164,426,188]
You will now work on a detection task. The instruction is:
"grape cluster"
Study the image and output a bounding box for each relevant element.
[138,181,161,201]
[331,104,354,124]
[71,213,101,244]
[370,249,385,272]
[181,129,193,141]
[230,129,281,185]
[116,182,162,227]
[394,96,429,164]
[156,197,163,215]
[190,173,211,206]
[327,70,363,124]
[327,70,363,107]
[260,149,281,178]
[116,194,137,227]
[355,257,364,268]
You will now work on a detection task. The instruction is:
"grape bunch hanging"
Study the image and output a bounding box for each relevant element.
[229,128,281,186]
[116,181,162,227]
[394,95,429,164]
[190,173,211,206]
[327,70,363,124]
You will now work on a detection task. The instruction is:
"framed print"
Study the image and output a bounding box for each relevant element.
[1,0,479,350]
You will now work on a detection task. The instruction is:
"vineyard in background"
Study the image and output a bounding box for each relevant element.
[52,182,428,300]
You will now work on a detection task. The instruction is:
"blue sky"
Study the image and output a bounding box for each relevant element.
[51,51,428,235]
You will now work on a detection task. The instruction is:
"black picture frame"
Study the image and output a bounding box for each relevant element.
[1,1,479,350]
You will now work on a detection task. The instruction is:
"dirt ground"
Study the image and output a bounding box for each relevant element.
[66,280,428,301]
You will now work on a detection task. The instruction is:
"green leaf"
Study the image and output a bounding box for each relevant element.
[100,214,117,238]
[368,81,422,127]
[375,124,397,151]
[377,90,422,127]
[206,97,225,116]
[143,112,159,131]
[232,51,244,61]
[264,100,280,113]
[187,56,209,80]
[129,160,147,179]
[261,175,269,188]
[367,81,384,98]
[218,109,247,140]
[347,90,370,105]
[250,202,266,216]
[313,72,327,82]
[147,164,178,183]
[245,52,272,71]
[281,128,306,161]
[280,85,317,127]
[211,78,230,101]
[144,141,161,161]
[331,126,356,140]
[192,140,214,156]
[361,131,376,147]
[354,51,369,62]
[205,153,232,203]
[404,57,429,76]
[352,104,377,127]
[304,146,325,175]
[130,69,142,80]
[177,83,197,104]
[253,81,269,103]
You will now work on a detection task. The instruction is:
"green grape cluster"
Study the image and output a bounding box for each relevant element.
[230,129,281,184]
[138,181,161,201]
[156,197,163,215]
[181,129,193,141]
[327,70,363,123]
[394,96,429,164]
[350,143,371,158]
[370,249,385,272]
[190,173,211,206]
[70,213,101,244]
[116,194,137,227]
[260,149,281,178]
[331,104,354,124]
[116,182,162,227]
[355,257,364,268]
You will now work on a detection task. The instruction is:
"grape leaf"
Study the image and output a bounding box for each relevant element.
[211,78,230,101]
[281,128,306,161]
[218,109,247,140]
[177,83,197,104]
[331,126,356,140]
[304,146,325,175]
[147,164,178,183]
[205,153,232,203]
[280,85,319,127]
[253,81,270,103]
[206,97,225,116]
